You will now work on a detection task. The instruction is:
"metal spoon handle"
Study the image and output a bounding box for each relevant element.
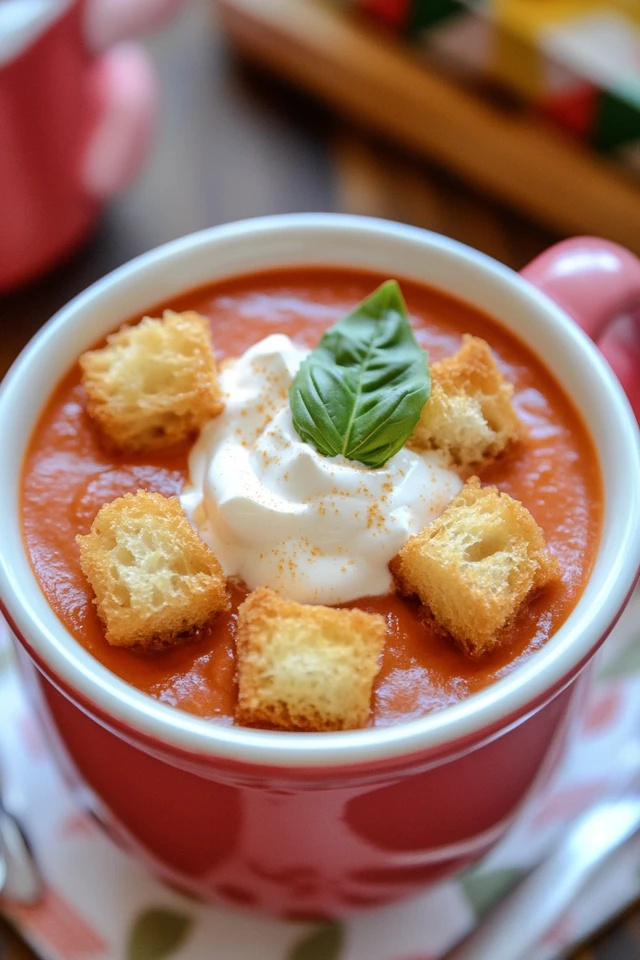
[446,797,640,960]
[0,808,42,904]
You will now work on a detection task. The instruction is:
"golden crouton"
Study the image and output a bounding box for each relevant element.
[235,587,387,732]
[410,335,520,468]
[391,478,558,658]
[77,490,228,649]
[80,310,223,452]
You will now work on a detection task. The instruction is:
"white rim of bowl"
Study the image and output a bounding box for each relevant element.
[1,213,639,768]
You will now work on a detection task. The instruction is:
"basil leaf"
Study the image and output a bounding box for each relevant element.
[289,280,430,468]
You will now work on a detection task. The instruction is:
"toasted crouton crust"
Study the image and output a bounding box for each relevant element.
[409,335,520,468]
[391,478,558,658]
[80,310,224,452]
[77,490,228,648]
[235,587,387,731]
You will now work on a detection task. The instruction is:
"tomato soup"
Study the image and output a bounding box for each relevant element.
[21,267,603,726]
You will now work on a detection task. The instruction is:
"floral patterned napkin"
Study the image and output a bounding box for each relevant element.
[1,590,640,960]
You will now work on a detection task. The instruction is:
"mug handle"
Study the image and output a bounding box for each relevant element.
[521,238,640,423]
[81,44,156,201]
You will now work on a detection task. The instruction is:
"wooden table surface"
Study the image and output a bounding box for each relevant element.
[0,1,638,957]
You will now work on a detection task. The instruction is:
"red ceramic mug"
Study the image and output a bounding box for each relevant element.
[0,215,638,917]
[0,0,184,293]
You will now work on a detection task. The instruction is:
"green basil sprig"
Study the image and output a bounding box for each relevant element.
[289,280,430,468]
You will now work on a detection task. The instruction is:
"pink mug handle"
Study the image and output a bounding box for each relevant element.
[521,238,640,423]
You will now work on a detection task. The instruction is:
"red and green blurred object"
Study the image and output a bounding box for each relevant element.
[348,0,640,177]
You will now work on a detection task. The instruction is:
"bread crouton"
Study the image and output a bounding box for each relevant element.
[77,490,228,649]
[80,310,223,452]
[390,478,558,658]
[409,335,520,468]
[235,587,387,731]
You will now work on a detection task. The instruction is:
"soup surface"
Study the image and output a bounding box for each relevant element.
[22,267,603,726]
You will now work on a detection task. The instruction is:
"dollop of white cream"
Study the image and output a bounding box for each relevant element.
[182,334,462,605]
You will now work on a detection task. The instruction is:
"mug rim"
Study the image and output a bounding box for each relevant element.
[1,213,639,768]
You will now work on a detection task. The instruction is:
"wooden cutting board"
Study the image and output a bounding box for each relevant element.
[217,0,640,254]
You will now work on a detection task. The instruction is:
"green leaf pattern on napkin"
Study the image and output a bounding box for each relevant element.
[0,644,12,675]
[288,922,345,960]
[597,640,640,681]
[460,867,524,919]
[126,908,193,960]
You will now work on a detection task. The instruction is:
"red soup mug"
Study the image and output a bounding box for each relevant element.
[0,215,639,918]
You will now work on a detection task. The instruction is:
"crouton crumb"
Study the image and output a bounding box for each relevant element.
[409,335,520,468]
[235,587,387,731]
[76,490,228,649]
[80,310,224,452]
[390,477,558,657]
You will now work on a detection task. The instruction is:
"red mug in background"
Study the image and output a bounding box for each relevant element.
[0,0,184,294]
[0,216,639,917]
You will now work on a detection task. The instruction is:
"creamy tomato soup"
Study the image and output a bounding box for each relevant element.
[21,267,603,726]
